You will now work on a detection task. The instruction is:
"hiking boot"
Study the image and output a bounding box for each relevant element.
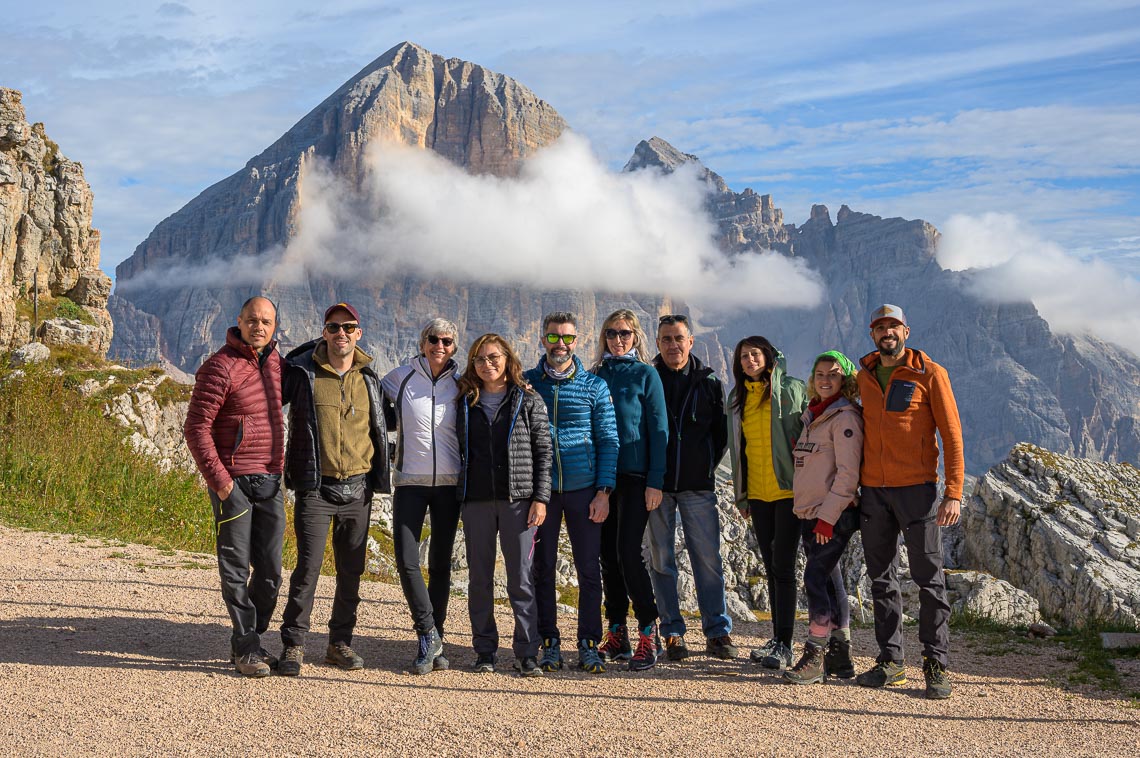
[749,638,779,664]
[233,651,271,678]
[515,656,543,677]
[538,637,564,672]
[784,641,826,685]
[706,635,739,660]
[325,642,364,671]
[411,628,443,675]
[599,623,632,662]
[664,635,689,661]
[472,652,496,674]
[230,647,278,670]
[577,639,605,674]
[629,624,659,672]
[856,660,907,688]
[824,637,855,679]
[277,645,303,677]
[923,657,952,700]
[759,641,794,671]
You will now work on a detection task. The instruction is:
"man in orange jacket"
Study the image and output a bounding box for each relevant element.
[854,304,963,700]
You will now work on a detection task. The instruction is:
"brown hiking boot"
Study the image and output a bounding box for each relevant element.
[784,642,826,685]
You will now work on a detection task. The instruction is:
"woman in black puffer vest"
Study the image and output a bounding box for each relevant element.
[456,333,552,677]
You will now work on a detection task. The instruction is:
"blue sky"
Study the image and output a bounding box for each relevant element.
[4,0,1140,281]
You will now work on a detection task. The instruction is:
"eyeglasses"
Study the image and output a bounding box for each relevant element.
[426,335,455,347]
[658,335,690,344]
[545,333,576,344]
[474,353,504,367]
[658,314,690,325]
[605,329,634,341]
[325,322,359,334]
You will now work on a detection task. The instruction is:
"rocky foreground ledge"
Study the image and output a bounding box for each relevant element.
[964,443,1140,628]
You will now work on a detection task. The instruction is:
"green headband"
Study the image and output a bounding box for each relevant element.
[813,350,857,377]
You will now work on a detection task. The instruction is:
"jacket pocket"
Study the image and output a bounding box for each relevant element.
[885,381,916,412]
[230,417,246,464]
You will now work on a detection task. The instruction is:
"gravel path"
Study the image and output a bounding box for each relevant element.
[0,523,1136,756]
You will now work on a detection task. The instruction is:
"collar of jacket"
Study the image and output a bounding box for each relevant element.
[652,353,714,381]
[859,347,928,375]
[226,326,277,361]
[804,395,856,426]
[412,354,458,382]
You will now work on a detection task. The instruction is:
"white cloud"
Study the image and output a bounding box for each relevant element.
[118,134,825,311]
[283,134,824,310]
[937,212,1140,355]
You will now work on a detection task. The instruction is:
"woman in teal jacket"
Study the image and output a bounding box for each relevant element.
[592,308,668,671]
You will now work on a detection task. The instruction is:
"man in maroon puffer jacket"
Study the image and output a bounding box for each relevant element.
[184,296,286,678]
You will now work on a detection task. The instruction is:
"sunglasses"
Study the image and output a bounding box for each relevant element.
[605,329,634,340]
[474,353,504,367]
[426,335,455,347]
[545,333,577,345]
[658,314,690,325]
[324,322,359,334]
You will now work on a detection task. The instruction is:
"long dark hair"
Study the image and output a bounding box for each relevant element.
[731,335,778,413]
[458,333,528,406]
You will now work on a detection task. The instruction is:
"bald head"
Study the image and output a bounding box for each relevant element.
[237,296,277,350]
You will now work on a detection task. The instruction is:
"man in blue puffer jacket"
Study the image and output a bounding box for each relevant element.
[524,311,619,674]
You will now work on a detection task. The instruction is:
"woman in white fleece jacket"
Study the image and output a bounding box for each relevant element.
[784,350,864,685]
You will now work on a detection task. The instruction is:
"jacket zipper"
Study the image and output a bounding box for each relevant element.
[552,382,563,492]
[670,380,698,491]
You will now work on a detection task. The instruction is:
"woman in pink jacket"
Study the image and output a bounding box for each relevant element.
[784,350,863,684]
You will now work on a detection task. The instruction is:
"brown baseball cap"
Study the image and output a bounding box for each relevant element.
[324,302,360,322]
[869,303,907,327]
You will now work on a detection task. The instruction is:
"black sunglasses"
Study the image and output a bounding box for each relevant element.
[324,322,359,334]
[426,335,455,347]
[605,329,634,340]
[545,333,577,344]
[658,314,690,325]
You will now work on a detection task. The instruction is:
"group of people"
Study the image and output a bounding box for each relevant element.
[184,297,963,699]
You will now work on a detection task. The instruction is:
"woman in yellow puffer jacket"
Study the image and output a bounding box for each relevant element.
[727,335,806,671]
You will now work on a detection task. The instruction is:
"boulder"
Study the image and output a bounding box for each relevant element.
[962,442,1140,629]
[9,341,49,366]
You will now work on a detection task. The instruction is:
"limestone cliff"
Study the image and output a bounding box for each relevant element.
[0,88,113,354]
[623,138,1140,472]
[963,443,1140,628]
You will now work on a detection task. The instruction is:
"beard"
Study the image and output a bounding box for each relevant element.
[877,337,904,358]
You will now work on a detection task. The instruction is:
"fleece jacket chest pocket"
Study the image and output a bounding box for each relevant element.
[885,380,917,412]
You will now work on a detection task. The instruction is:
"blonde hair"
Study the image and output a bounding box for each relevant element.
[807,358,861,404]
[592,308,650,368]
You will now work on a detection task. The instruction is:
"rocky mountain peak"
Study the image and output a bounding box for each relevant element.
[0,88,113,355]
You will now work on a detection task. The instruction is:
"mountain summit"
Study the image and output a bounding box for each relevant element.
[109,45,1140,473]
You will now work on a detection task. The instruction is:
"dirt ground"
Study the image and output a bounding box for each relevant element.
[0,523,1136,756]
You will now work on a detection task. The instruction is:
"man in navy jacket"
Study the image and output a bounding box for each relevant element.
[525,311,619,674]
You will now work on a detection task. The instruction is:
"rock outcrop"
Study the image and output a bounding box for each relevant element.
[963,443,1140,628]
[0,88,113,355]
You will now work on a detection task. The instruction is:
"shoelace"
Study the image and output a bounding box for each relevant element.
[633,633,655,659]
[418,634,431,658]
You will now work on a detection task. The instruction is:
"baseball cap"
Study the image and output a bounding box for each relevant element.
[324,302,360,322]
[868,304,907,328]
